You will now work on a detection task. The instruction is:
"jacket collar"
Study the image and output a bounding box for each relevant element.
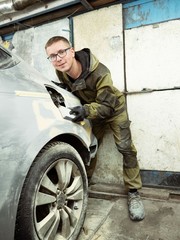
[56,48,93,92]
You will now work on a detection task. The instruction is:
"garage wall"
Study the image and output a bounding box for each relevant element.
[73,5,125,184]
[73,5,124,91]
[124,6,180,172]
[125,20,180,92]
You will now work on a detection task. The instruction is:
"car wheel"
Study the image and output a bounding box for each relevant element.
[15,142,88,240]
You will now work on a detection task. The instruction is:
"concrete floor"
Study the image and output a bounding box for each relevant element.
[78,185,180,240]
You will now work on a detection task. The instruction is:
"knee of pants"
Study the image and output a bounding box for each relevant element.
[116,142,138,168]
[123,154,138,168]
[116,120,133,151]
[117,139,132,152]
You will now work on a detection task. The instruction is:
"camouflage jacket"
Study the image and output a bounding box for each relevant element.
[56,48,125,120]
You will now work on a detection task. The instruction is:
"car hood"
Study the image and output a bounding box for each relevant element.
[0,54,81,108]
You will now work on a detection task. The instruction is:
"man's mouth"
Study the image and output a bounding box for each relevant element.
[58,62,66,67]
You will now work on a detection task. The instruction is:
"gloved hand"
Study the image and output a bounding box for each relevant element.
[70,106,87,122]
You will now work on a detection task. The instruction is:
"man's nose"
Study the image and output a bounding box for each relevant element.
[56,54,62,61]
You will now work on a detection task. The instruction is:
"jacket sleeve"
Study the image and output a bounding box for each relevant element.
[84,72,121,119]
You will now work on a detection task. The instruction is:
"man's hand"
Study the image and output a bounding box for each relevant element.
[70,106,87,122]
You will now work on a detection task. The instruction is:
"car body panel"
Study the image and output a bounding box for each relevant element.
[0,45,97,239]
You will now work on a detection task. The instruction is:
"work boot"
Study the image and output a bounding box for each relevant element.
[128,191,145,221]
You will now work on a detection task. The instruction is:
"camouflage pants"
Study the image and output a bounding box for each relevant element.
[87,106,142,190]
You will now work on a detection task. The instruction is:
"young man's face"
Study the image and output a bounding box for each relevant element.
[46,40,75,73]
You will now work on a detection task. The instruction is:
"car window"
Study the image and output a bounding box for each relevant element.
[0,46,20,69]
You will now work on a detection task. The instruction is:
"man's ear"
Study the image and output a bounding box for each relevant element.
[70,47,75,57]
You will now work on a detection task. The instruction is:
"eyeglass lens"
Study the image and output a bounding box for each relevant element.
[48,48,70,62]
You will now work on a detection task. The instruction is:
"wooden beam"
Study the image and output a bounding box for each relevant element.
[80,0,93,10]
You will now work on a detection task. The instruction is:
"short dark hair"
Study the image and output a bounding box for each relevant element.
[45,36,71,49]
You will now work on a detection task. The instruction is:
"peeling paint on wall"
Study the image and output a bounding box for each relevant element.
[123,0,180,29]
[0,35,14,50]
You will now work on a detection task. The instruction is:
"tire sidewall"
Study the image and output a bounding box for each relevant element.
[15,142,88,240]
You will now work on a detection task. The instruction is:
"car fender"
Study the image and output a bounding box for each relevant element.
[0,118,91,240]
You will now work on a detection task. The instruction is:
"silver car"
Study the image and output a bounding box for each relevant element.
[0,45,97,240]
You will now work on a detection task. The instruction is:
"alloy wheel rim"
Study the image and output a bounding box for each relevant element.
[34,159,84,239]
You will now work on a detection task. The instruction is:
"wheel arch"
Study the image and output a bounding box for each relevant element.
[49,133,91,165]
[11,126,91,239]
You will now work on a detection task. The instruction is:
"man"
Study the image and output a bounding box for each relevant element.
[45,36,145,221]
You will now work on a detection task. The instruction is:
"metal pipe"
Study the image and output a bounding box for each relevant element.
[0,0,14,13]
[80,0,93,10]
[0,0,39,13]
[12,0,39,11]
[69,17,74,47]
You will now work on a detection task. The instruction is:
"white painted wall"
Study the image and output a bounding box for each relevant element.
[128,91,180,171]
[125,20,180,171]
[125,20,180,91]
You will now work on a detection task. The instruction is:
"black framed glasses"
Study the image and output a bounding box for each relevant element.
[47,47,71,62]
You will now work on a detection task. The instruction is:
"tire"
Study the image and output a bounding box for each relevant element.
[15,142,88,240]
